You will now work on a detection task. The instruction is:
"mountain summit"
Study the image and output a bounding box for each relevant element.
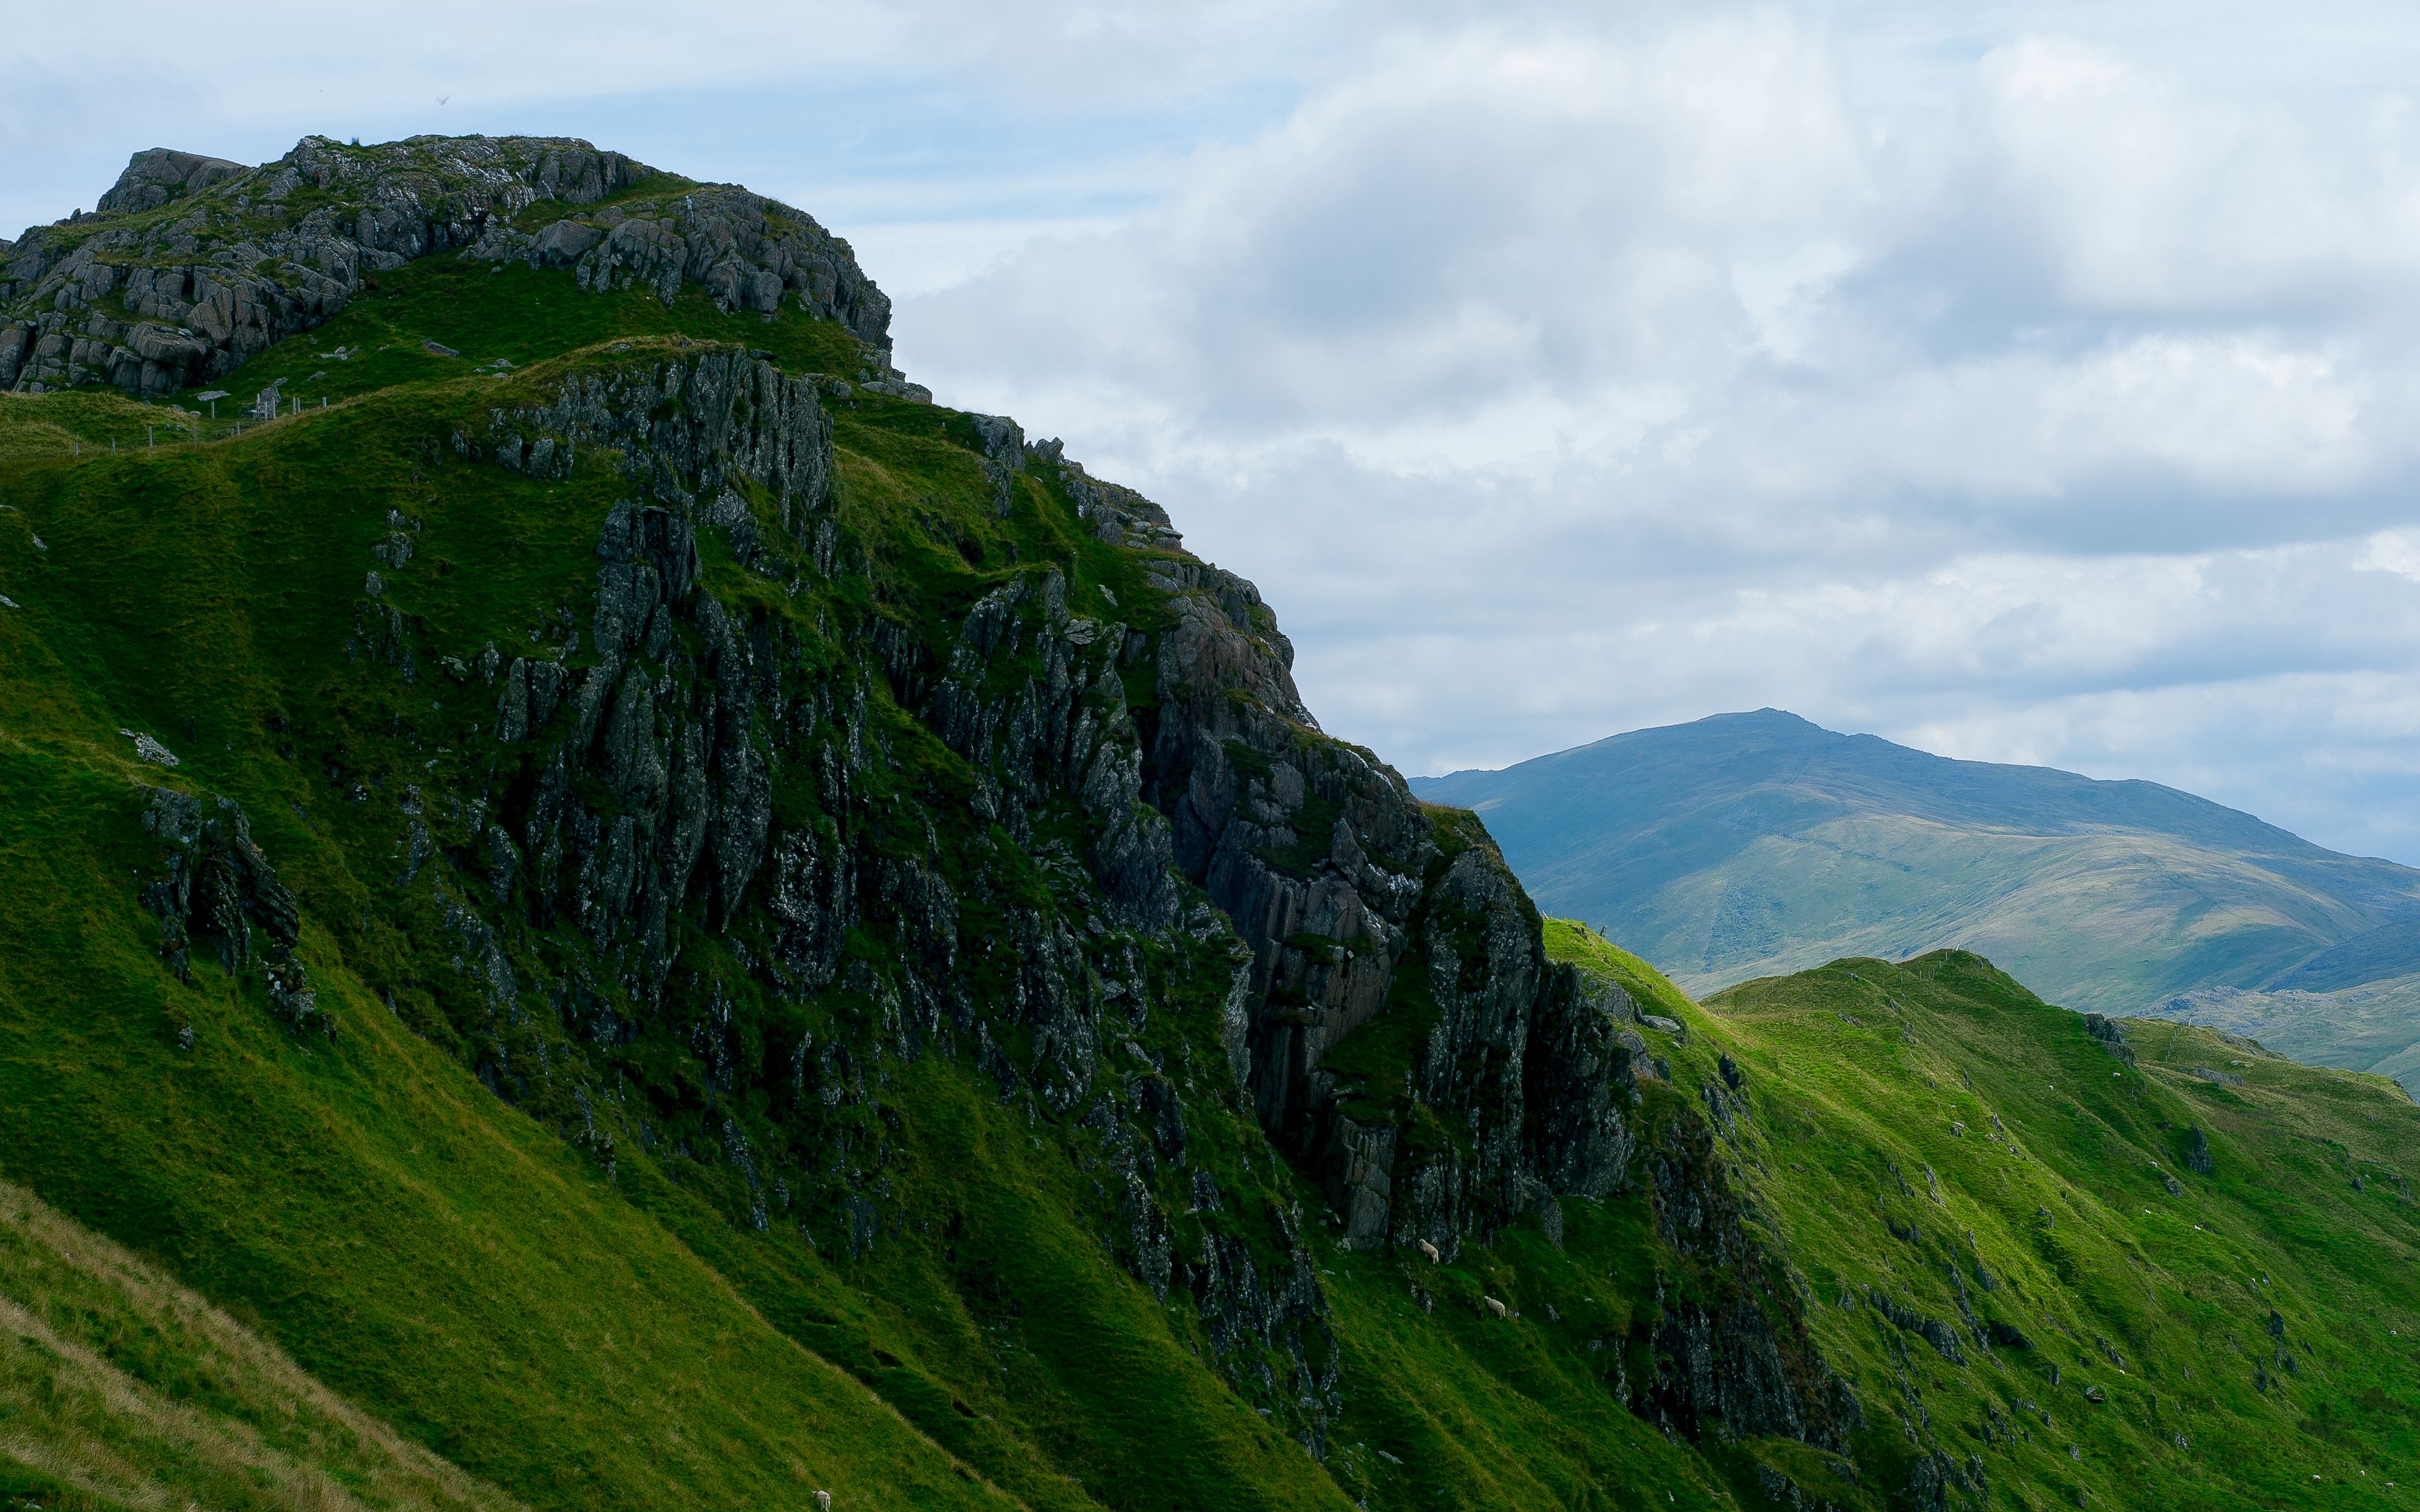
[1414,709,2420,1078]
[3,134,892,400]
[2,140,2417,1511]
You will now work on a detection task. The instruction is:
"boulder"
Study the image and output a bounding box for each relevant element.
[96,148,244,214]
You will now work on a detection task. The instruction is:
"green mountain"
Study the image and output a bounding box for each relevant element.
[1,135,2417,1511]
[1411,709,2420,1084]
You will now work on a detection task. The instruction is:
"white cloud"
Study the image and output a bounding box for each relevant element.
[14,1,2420,861]
[894,9,2420,860]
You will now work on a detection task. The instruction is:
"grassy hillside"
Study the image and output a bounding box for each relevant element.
[1549,920,2420,1508]
[0,307,1336,1512]
[8,135,2420,1512]
[0,144,1736,1512]
[0,1176,525,1512]
[2152,975,2420,1096]
[1414,709,2420,1046]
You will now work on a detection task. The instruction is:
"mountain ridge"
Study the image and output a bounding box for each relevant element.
[2,137,2417,1511]
[1412,709,2420,1026]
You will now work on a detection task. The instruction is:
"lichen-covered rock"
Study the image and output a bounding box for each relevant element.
[96,149,246,215]
[4,135,889,396]
[139,788,326,1037]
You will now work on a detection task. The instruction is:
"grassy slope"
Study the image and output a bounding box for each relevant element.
[16,231,2420,1512]
[0,263,1134,1512]
[0,1177,525,1512]
[1635,814,2353,1004]
[2153,975,2420,1095]
[1550,919,2420,1509]
[0,740,1013,1512]
[0,253,1752,1512]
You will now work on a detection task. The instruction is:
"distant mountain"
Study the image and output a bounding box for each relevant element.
[10,136,2419,1510]
[1414,710,2420,1080]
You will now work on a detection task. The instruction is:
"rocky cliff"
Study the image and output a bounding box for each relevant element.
[1,137,1887,1508]
[3,135,890,397]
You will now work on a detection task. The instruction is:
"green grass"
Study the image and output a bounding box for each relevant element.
[1550,918,2420,1509]
[0,1176,522,1512]
[9,191,2420,1512]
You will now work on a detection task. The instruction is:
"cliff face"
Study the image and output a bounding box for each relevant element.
[2,135,890,397]
[380,330,1849,1465]
[1136,546,1641,1254]
[0,137,1867,1508]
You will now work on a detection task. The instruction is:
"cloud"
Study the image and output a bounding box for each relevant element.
[894,11,2420,861]
[14,1,2420,861]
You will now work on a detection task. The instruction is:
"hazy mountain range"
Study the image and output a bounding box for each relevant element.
[1415,709,2420,1089]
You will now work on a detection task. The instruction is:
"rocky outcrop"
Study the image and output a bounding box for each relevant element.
[98,149,245,215]
[4,135,889,396]
[105,178,1858,1457]
[1109,472,1852,1450]
[139,788,327,1037]
[2081,1013,2135,1064]
[1131,535,1643,1254]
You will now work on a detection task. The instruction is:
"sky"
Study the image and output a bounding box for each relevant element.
[14,2,2420,861]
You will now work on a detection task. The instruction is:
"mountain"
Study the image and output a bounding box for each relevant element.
[1546,925,2420,1511]
[2,135,2417,1511]
[1412,709,2420,1079]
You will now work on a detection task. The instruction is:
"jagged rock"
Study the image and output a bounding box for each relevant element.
[1869,1288,1966,1365]
[97,283,1875,1478]
[120,728,179,766]
[96,149,245,214]
[139,789,323,1035]
[1321,1113,1396,1249]
[1756,1465,1805,1508]
[5,135,889,397]
[1527,971,1639,1198]
[495,656,567,743]
[2184,1125,2213,1174]
[1136,1074,1188,1164]
[2082,1013,2136,1063]
[1646,1291,1804,1440]
[1905,1450,1971,1510]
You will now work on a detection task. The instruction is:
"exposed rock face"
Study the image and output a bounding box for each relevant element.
[72,128,1863,1460]
[291,340,1844,1453]
[3,135,889,396]
[98,149,245,215]
[1131,542,1642,1254]
[139,788,327,1037]
[1097,481,1847,1449]
[2081,1012,2135,1063]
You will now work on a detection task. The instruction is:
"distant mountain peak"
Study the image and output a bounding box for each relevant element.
[1413,711,2420,1024]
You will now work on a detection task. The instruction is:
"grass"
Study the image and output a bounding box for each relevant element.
[1550,917,2420,1508]
[8,204,2420,1512]
[0,1177,522,1512]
